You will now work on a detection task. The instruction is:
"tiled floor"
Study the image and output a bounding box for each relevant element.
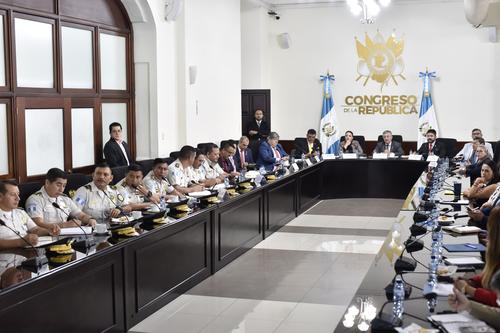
[129,199,399,333]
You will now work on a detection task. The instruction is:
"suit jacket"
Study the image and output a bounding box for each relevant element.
[417,141,446,159]
[373,141,404,156]
[103,139,132,168]
[256,141,288,171]
[233,147,254,172]
[340,140,363,154]
[246,120,270,141]
[294,138,322,157]
[218,156,235,173]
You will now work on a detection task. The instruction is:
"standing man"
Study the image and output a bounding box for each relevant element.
[73,163,132,221]
[455,128,494,160]
[103,122,133,168]
[373,130,404,156]
[233,136,254,172]
[294,129,322,158]
[417,129,446,159]
[168,146,205,194]
[246,109,270,160]
[26,168,97,230]
[0,181,58,249]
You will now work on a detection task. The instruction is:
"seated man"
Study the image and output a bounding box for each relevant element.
[189,149,218,187]
[201,143,227,182]
[25,168,97,230]
[373,130,404,156]
[218,141,240,176]
[73,163,132,221]
[233,136,254,172]
[294,129,322,158]
[0,180,58,249]
[143,158,182,200]
[115,164,155,211]
[103,122,133,168]
[256,131,289,171]
[455,128,494,160]
[417,129,446,159]
[168,146,205,194]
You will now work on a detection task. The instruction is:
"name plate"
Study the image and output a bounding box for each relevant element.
[342,153,357,159]
[305,159,313,166]
[427,155,439,162]
[314,155,321,163]
[372,153,388,160]
[408,154,423,161]
[322,154,337,160]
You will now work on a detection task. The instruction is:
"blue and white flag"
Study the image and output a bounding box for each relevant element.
[417,70,439,147]
[319,73,340,154]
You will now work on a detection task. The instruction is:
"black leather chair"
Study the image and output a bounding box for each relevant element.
[340,135,366,152]
[136,159,154,175]
[169,151,180,160]
[377,135,403,143]
[111,166,129,185]
[165,157,175,165]
[65,173,92,198]
[19,181,43,209]
[220,140,238,148]
[436,138,458,158]
[494,140,500,164]
[197,143,213,154]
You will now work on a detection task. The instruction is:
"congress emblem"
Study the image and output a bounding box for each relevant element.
[322,123,336,137]
[355,31,405,90]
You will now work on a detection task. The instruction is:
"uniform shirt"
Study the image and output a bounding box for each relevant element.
[115,178,146,205]
[188,166,205,183]
[73,182,128,221]
[202,160,224,179]
[143,171,174,196]
[167,159,190,187]
[0,208,37,240]
[25,186,82,224]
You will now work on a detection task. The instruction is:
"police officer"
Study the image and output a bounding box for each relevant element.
[143,158,182,200]
[73,163,132,221]
[0,180,58,249]
[187,149,217,187]
[201,143,226,183]
[115,164,154,211]
[25,168,97,230]
[168,146,205,194]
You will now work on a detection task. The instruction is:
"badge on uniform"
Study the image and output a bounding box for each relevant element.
[117,194,124,202]
[26,205,37,213]
[75,196,86,206]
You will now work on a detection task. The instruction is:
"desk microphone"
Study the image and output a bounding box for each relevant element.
[100,189,131,224]
[131,184,163,212]
[162,177,187,200]
[51,202,95,253]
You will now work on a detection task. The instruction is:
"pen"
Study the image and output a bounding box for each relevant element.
[465,244,476,249]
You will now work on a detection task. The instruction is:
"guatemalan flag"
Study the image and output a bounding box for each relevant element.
[417,70,439,147]
[319,73,340,154]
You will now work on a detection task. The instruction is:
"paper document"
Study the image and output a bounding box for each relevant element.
[432,283,454,296]
[59,226,93,235]
[429,312,474,324]
[444,257,484,266]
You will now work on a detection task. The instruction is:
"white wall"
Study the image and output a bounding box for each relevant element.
[242,1,500,141]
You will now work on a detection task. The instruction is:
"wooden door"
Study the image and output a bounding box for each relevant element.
[241,89,271,136]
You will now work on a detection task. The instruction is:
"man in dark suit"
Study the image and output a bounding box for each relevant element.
[417,129,446,159]
[218,141,239,176]
[246,109,270,142]
[103,122,133,168]
[256,132,289,171]
[373,130,404,156]
[294,129,322,158]
[233,136,254,172]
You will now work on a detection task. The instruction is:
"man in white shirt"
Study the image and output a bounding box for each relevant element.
[201,143,227,182]
[455,128,494,160]
[0,180,58,249]
[168,146,205,194]
[143,158,183,200]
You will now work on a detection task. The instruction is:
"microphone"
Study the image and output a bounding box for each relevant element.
[100,189,131,224]
[0,218,48,273]
[131,184,162,212]
[51,203,95,253]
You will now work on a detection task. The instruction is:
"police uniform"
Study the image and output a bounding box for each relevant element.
[188,166,205,183]
[202,160,224,179]
[73,182,128,221]
[143,171,174,196]
[115,178,146,204]
[25,186,82,224]
[167,159,190,187]
[0,208,37,240]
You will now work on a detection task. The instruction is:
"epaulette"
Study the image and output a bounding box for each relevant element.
[35,191,43,196]
[110,185,117,190]
[175,163,180,167]
[84,184,92,191]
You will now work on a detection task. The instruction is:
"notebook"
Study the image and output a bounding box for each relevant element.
[443,243,486,252]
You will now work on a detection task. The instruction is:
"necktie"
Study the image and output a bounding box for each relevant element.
[428,143,432,152]
[385,144,389,151]
[240,149,245,168]
[273,147,281,159]
[309,143,313,154]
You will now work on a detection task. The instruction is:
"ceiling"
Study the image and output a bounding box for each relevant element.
[243,0,462,8]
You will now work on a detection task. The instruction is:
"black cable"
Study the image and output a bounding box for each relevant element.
[404,312,428,322]
[399,273,423,291]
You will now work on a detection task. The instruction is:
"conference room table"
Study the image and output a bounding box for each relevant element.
[0,158,428,333]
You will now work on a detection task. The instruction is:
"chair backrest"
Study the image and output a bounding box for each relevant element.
[136,159,154,176]
[197,142,213,154]
[436,138,458,158]
[111,166,129,185]
[494,140,500,164]
[339,135,366,152]
[64,173,92,198]
[19,181,43,209]
[169,151,180,160]
[377,135,403,144]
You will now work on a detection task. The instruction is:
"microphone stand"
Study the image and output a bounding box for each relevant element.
[52,202,95,253]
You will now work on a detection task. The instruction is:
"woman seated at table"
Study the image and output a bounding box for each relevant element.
[455,206,500,307]
[464,159,499,208]
[340,131,363,155]
[468,184,500,230]
[458,144,493,185]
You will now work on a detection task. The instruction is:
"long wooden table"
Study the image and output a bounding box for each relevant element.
[0,159,427,333]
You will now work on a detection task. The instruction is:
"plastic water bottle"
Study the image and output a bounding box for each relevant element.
[224,177,230,188]
[392,276,405,320]
[429,255,439,286]
[259,166,266,175]
[159,196,166,211]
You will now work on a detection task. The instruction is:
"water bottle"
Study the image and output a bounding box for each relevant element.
[301,153,305,161]
[428,255,438,286]
[259,166,266,175]
[425,278,438,313]
[392,276,405,320]
[159,196,166,211]
[224,177,230,188]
